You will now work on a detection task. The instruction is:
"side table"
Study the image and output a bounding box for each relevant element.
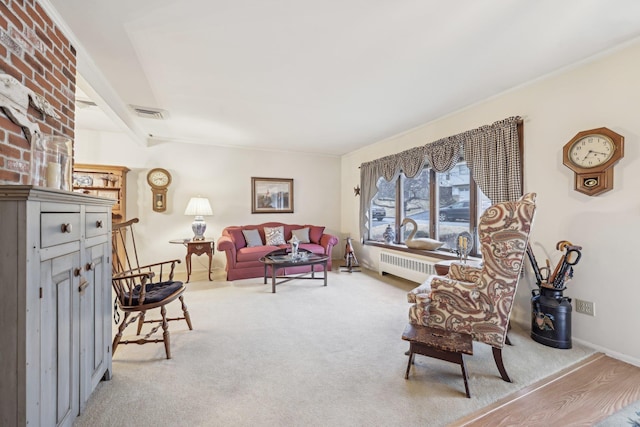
[169,238,215,283]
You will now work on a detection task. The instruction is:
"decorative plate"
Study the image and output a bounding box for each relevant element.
[74,174,93,187]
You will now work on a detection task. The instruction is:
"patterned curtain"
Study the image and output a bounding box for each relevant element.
[359,116,522,240]
[463,116,522,203]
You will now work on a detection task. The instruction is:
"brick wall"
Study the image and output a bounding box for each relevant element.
[0,0,76,184]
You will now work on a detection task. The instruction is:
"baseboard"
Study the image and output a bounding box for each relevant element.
[572,336,640,368]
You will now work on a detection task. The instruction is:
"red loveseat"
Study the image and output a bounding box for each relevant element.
[216,222,339,281]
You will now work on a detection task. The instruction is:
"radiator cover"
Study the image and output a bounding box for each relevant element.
[378,250,436,283]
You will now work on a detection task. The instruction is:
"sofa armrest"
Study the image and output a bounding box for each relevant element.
[319,233,339,255]
[216,235,237,267]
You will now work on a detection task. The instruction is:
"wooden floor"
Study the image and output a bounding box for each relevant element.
[451,353,640,426]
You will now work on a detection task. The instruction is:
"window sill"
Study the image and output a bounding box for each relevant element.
[364,241,462,260]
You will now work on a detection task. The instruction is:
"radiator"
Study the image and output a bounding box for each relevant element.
[378,250,436,284]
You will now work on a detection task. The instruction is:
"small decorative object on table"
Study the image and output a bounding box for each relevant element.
[383,224,395,244]
[289,235,300,259]
[456,231,473,263]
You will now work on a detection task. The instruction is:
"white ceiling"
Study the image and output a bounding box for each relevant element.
[47,0,640,156]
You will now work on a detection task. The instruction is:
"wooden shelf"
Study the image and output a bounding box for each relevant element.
[73,163,129,224]
[73,186,121,191]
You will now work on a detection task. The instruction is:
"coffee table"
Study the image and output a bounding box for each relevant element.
[259,248,329,293]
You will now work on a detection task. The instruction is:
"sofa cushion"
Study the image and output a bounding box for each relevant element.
[292,227,310,243]
[306,225,325,244]
[237,245,278,262]
[242,229,263,247]
[228,228,246,250]
[264,226,286,245]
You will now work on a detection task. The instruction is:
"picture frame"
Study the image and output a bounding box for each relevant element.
[251,177,294,213]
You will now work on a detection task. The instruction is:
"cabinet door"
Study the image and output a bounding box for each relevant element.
[40,252,80,427]
[79,241,112,408]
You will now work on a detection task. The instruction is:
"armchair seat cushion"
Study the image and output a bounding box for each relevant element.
[124,281,184,305]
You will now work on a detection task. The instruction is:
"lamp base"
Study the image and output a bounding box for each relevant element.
[192,216,207,241]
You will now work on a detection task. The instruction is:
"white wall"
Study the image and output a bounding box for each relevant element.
[341,40,640,365]
[74,132,341,278]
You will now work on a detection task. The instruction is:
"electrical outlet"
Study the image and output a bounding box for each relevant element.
[575,299,595,316]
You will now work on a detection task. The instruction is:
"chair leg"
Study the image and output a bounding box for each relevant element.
[137,310,146,335]
[179,295,193,330]
[492,346,511,382]
[161,305,171,359]
[112,312,130,354]
[505,334,512,346]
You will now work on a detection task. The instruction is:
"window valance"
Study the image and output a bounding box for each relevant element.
[359,116,522,240]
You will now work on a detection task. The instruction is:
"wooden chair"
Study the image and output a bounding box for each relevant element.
[111,218,193,359]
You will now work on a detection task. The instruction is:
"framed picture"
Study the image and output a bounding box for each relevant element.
[251,177,294,213]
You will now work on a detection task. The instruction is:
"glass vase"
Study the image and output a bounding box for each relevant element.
[30,135,73,191]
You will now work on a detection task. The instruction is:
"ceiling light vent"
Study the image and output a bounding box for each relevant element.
[130,105,168,120]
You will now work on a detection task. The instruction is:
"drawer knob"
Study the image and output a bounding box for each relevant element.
[61,223,72,233]
[74,268,81,277]
[96,220,103,228]
[86,262,96,271]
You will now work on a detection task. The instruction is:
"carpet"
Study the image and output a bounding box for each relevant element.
[596,401,640,426]
[74,269,596,427]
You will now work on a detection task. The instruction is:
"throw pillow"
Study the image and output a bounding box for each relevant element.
[242,229,263,247]
[291,227,310,243]
[306,225,325,244]
[264,226,286,245]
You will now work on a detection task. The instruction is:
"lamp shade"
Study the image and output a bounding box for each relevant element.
[184,197,213,216]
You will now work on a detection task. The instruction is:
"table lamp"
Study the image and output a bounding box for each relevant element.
[184,196,213,240]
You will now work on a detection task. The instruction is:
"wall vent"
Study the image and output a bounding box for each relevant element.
[379,250,436,283]
[130,105,168,119]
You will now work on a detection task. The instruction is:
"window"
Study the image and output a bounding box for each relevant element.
[359,117,523,255]
[368,160,490,257]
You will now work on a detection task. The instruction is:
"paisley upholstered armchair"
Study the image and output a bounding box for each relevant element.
[407,192,537,382]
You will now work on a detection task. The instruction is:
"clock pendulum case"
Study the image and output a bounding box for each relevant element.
[146,168,172,212]
[562,127,624,196]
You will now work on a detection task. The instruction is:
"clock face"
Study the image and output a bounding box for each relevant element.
[568,134,615,169]
[147,168,171,188]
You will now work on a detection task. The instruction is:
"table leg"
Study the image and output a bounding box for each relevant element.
[185,253,192,283]
[405,347,415,379]
[207,245,213,281]
[272,267,277,293]
[323,262,327,286]
[460,355,471,398]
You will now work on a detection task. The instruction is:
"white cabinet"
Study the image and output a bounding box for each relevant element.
[0,186,113,427]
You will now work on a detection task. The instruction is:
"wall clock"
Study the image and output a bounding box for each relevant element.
[562,127,624,196]
[146,168,172,212]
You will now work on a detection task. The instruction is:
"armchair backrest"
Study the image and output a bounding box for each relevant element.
[428,193,536,348]
[112,218,180,306]
[474,192,536,347]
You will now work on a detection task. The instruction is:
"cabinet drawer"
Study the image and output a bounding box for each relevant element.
[86,212,109,238]
[41,213,81,248]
